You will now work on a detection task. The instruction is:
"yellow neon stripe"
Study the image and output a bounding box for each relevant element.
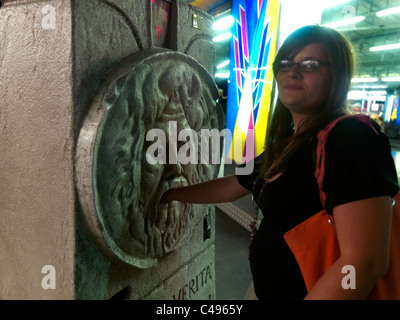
[229,0,281,162]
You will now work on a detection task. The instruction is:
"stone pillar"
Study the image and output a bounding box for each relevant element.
[0,0,223,300]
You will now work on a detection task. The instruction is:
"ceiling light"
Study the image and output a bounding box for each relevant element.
[352,85,387,90]
[212,32,232,42]
[348,91,386,101]
[322,15,365,28]
[216,59,230,69]
[370,43,400,52]
[366,91,388,95]
[382,77,400,82]
[215,72,230,79]
[213,16,234,31]
[376,6,400,17]
[368,85,388,89]
[348,90,387,95]
[351,77,379,83]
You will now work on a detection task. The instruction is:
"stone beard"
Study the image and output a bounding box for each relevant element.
[76,49,223,268]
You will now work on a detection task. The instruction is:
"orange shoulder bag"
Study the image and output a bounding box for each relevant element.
[283,114,400,299]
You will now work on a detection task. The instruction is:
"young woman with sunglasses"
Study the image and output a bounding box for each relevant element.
[160,25,399,300]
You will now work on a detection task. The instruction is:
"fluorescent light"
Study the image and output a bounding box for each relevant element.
[351,77,379,83]
[349,90,387,95]
[213,15,234,31]
[322,15,365,28]
[348,91,386,101]
[321,0,351,9]
[368,85,387,89]
[279,0,324,44]
[352,85,387,90]
[367,91,387,95]
[215,72,230,79]
[370,43,400,52]
[216,59,230,69]
[382,77,400,82]
[376,6,400,17]
[212,32,232,42]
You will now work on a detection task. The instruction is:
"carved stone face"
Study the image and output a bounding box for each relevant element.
[76,49,223,268]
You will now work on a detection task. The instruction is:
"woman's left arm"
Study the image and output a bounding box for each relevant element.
[304,195,393,300]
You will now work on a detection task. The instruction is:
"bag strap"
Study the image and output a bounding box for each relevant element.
[315,114,378,208]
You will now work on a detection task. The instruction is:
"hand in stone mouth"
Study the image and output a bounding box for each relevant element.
[155,175,192,252]
[155,175,188,227]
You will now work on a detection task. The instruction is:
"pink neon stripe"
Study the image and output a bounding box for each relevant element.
[248,111,254,130]
[243,111,255,159]
[258,0,263,16]
[234,37,242,90]
[240,7,249,61]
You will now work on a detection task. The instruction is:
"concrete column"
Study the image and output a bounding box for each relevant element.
[0,0,222,300]
[0,0,75,300]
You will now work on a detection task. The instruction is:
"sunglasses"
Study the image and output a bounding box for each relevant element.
[277,59,330,73]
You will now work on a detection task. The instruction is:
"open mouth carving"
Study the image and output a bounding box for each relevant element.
[153,176,192,252]
[75,48,223,268]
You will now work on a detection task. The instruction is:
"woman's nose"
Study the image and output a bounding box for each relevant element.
[287,64,302,78]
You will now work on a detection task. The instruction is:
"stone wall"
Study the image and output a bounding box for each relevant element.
[0,0,222,300]
[0,0,76,300]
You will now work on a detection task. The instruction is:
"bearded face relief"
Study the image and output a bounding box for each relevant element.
[76,49,223,268]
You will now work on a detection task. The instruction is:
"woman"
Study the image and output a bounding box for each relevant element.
[160,25,399,299]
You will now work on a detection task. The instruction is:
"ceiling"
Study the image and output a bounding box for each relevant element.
[187,0,400,92]
[322,0,400,91]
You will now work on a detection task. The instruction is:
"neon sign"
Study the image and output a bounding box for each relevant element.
[226,0,281,163]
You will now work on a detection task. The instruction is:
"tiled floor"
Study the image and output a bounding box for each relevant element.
[214,139,400,300]
[214,160,253,300]
[215,207,252,300]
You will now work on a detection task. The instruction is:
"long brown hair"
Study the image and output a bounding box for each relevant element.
[261,25,356,178]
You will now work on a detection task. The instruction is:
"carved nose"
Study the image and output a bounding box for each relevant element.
[163,162,184,180]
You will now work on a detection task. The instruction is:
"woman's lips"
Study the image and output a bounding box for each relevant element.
[284,84,303,90]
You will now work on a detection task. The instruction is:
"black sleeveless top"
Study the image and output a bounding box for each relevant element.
[236,118,399,299]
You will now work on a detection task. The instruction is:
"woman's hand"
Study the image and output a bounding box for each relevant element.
[159,174,251,204]
[160,188,175,203]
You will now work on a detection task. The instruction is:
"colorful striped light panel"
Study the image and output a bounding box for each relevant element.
[226,0,281,163]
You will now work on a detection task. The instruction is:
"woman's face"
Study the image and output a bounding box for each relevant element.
[276,43,332,117]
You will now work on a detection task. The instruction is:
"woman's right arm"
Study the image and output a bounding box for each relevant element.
[160,174,251,204]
